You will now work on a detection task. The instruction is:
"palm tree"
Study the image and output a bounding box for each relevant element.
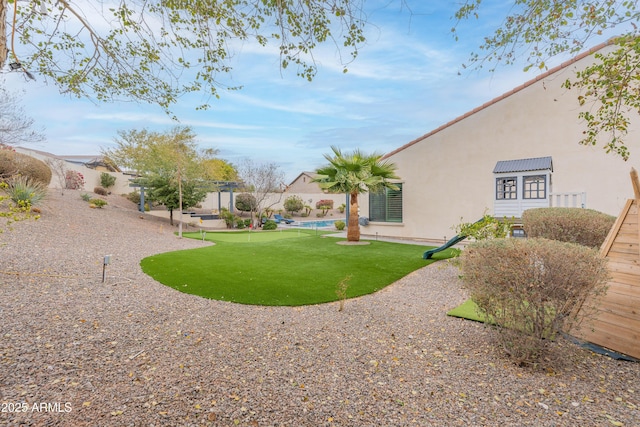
[313,146,400,242]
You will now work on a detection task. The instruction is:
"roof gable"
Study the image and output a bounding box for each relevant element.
[382,40,613,160]
[493,156,553,174]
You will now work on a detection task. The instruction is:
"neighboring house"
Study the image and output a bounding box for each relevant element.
[286,172,324,193]
[60,155,121,173]
[360,41,640,242]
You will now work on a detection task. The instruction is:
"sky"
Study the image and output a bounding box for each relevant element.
[4,1,611,183]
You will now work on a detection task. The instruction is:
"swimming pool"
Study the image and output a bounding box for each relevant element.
[294,218,346,228]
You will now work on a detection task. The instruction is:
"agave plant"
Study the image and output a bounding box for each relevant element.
[7,175,47,206]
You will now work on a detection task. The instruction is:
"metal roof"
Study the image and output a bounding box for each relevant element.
[493,156,553,174]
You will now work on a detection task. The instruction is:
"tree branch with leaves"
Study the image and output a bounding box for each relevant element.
[3,0,367,114]
[453,0,640,159]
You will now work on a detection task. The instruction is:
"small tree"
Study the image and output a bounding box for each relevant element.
[100,172,117,189]
[283,195,304,215]
[235,193,258,216]
[237,159,285,228]
[315,199,334,216]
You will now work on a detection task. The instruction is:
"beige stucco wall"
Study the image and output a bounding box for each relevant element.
[14,147,134,195]
[361,47,640,242]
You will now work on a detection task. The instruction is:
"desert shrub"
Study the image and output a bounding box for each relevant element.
[94,186,108,196]
[460,238,609,365]
[235,193,257,213]
[126,191,141,204]
[88,198,108,208]
[6,176,47,206]
[80,193,92,202]
[454,213,512,240]
[100,172,117,188]
[334,220,346,231]
[283,195,304,214]
[522,207,615,248]
[0,150,52,185]
[303,204,312,216]
[65,170,85,190]
[316,199,334,209]
[338,203,346,213]
[262,219,277,230]
[220,208,235,228]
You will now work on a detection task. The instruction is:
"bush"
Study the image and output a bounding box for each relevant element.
[126,191,141,204]
[65,170,85,190]
[522,207,615,248]
[262,219,277,230]
[0,150,52,185]
[94,186,108,196]
[284,195,304,213]
[100,172,117,188]
[454,213,511,240]
[235,193,257,213]
[88,198,108,208]
[80,193,92,202]
[334,220,346,231]
[6,176,47,206]
[316,199,333,216]
[460,238,609,365]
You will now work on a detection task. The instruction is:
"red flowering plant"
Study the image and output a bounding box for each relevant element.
[65,170,85,190]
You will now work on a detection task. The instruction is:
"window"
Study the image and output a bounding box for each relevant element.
[369,184,402,222]
[496,177,517,200]
[523,175,546,199]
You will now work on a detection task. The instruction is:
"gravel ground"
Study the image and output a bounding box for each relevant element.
[0,190,638,427]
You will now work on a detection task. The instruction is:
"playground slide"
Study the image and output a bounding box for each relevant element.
[423,234,468,259]
[422,217,485,259]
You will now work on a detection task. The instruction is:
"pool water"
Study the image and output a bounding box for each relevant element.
[295,218,345,228]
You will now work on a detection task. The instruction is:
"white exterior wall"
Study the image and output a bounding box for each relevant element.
[361,46,640,242]
[493,171,551,218]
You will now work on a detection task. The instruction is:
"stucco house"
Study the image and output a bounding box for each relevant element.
[286,172,324,193]
[359,41,640,243]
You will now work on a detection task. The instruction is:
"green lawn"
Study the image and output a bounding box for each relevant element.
[140,229,452,306]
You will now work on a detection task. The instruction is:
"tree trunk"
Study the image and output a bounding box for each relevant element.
[347,192,360,242]
[0,0,7,70]
[169,208,174,226]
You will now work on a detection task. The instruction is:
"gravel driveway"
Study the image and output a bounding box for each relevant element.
[1,190,638,426]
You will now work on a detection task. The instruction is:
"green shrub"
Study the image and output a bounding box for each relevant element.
[460,238,609,365]
[0,150,52,185]
[89,198,108,208]
[334,220,346,231]
[235,193,257,213]
[262,219,277,230]
[126,191,141,204]
[80,193,92,201]
[100,172,117,188]
[454,213,511,240]
[284,195,304,214]
[522,207,615,248]
[94,186,108,196]
[338,203,346,213]
[6,176,47,206]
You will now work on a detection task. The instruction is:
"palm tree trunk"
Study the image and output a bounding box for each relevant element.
[347,192,360,241]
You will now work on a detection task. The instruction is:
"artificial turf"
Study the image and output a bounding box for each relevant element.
[140,229,452,306]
